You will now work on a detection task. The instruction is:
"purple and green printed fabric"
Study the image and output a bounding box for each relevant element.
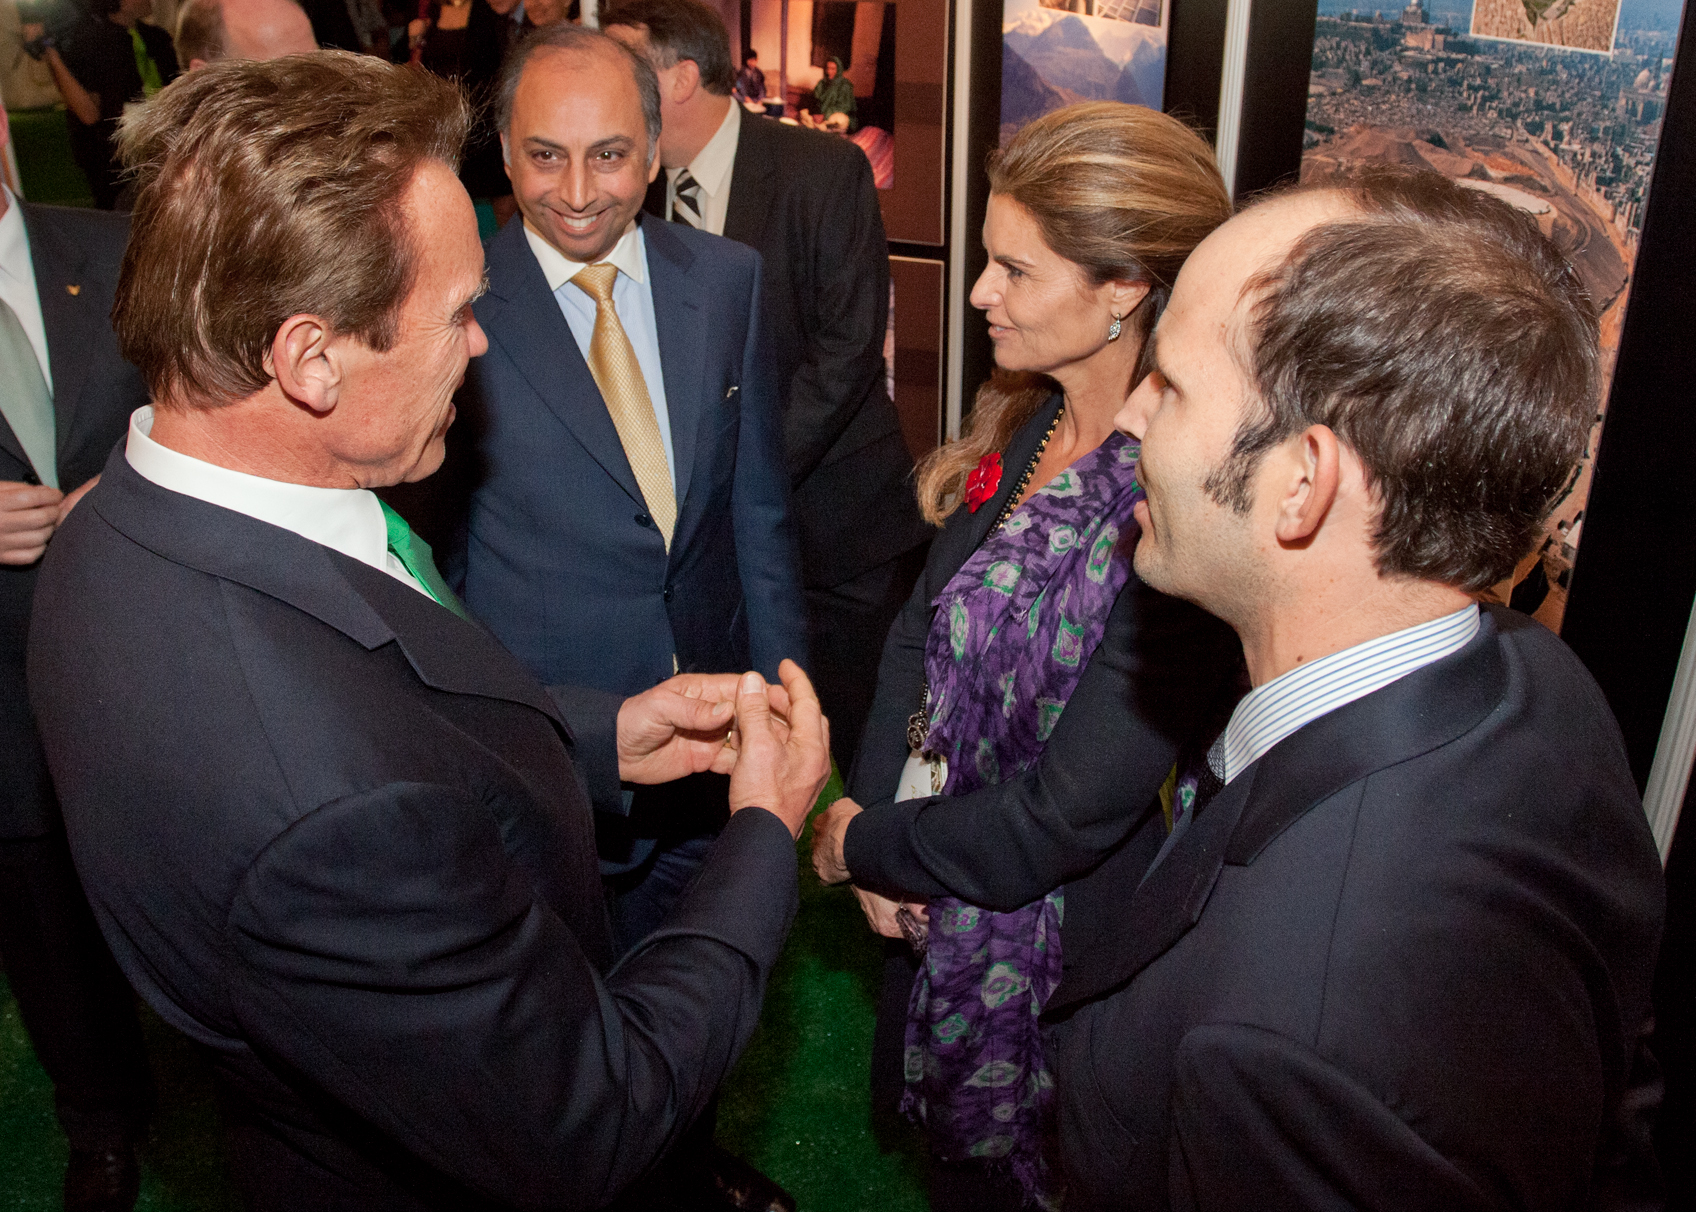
[904,431,1144,1206]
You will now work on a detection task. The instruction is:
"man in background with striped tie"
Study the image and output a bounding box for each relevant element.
[0,105,153,1212]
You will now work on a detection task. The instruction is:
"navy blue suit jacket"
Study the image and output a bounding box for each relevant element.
[1042,607,1664,1211]
[441,215,807,696]
[0,203,147,839]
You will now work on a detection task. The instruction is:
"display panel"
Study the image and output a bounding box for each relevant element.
[1000,0,1170,141]
[1302,0,1687,629]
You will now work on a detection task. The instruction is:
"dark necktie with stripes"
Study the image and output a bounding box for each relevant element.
[672,168,704,228]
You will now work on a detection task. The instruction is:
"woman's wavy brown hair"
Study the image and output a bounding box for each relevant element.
[915,102,1230,524]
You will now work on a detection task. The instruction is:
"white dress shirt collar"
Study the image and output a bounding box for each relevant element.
[678,101,740,201]
[123,406,429,597]
[0,186,53,394]
[0,188,31,290]
[1214,604,1483,783]
[522,218,648,292]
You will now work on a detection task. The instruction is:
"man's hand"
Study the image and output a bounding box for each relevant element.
[852,885,928,941]
[810,796,861,885]
[615,673,741,785]
[728,659,831,838]
[0,481,65,565]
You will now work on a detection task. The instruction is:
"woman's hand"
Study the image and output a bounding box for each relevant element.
[852,885,927,941]
[810,796,861,884]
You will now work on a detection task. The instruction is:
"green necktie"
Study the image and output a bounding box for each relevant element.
[380,500,471,621]
[0,297,58,490]
[130,27,163,97]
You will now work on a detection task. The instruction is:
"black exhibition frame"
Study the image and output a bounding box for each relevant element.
[1227,0,1319,196]
[1166,0,1230,137]
[956,0,1006,411]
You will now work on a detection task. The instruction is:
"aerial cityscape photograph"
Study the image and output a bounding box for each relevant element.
[1303,0,1685,626]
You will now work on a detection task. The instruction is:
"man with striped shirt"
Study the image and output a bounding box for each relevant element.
[1041,170,1665,1210]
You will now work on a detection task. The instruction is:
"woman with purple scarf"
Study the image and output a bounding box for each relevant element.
[811,104,1241,1211]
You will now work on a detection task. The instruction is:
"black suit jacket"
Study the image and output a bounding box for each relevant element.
[645,113,930,588]
[28,449,800,1210]
[843,394,1240,905]
[0,203,146,839]
[1042,607,1664,1211]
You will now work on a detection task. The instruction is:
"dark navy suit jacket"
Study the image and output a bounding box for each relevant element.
[440,214,807,696]
[29,449,799,1210]
[0,203,147,839]
[1040,607,1663,1211]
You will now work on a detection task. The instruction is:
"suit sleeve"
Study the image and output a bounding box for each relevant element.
[546,681,625,818]
[733,252,810,678]
[843,539,933,807]
[225,782,798,1210]
[1166,1024,1496,1212]
[844,578,1239,910]
[782,144,891,484]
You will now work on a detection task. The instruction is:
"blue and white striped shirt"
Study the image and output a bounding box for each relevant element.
[1211,604,1482,784]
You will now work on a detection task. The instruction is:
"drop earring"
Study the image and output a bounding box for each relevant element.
[1107,312,1123,342]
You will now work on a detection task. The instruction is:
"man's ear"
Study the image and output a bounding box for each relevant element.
[1272,424,1340,547]
[672,57,701,104]
[266,314,343,416]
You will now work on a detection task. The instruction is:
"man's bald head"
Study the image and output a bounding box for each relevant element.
[1204,170,1598,591]
[175,0,316,70]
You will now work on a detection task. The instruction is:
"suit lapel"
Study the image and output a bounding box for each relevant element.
[1045,615,1510,1015]
[641,217,705,523]
[723,119,778,248]
[332,556,569,734]
[477,220,645,510]
[21,204,96,469]
[96,447,566,731]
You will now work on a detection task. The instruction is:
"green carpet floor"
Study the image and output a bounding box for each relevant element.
[8,108,95,207]
[0,783,931,1210]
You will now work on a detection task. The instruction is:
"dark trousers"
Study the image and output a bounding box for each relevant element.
[0,829,151,1152]
[806,543,930,774]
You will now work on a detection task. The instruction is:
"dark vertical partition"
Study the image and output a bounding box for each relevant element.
[1165,0,1230,136]
[1561,3,1696,787]
[956,0,1006,420]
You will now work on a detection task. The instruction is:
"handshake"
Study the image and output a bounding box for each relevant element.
[613,658,832,838]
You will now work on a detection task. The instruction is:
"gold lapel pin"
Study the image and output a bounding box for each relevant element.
[66,285,80,296]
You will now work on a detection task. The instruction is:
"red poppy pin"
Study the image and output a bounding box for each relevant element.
[964,452,1003,513]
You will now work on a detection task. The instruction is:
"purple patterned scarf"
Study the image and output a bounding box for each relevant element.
[903,431,1144,1206]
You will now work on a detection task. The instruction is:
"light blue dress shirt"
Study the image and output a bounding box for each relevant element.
[522,220,677,485]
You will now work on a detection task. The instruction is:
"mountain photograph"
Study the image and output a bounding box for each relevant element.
[1000,0,1168,140]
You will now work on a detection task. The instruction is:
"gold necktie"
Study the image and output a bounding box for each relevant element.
[571,263,677,549]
